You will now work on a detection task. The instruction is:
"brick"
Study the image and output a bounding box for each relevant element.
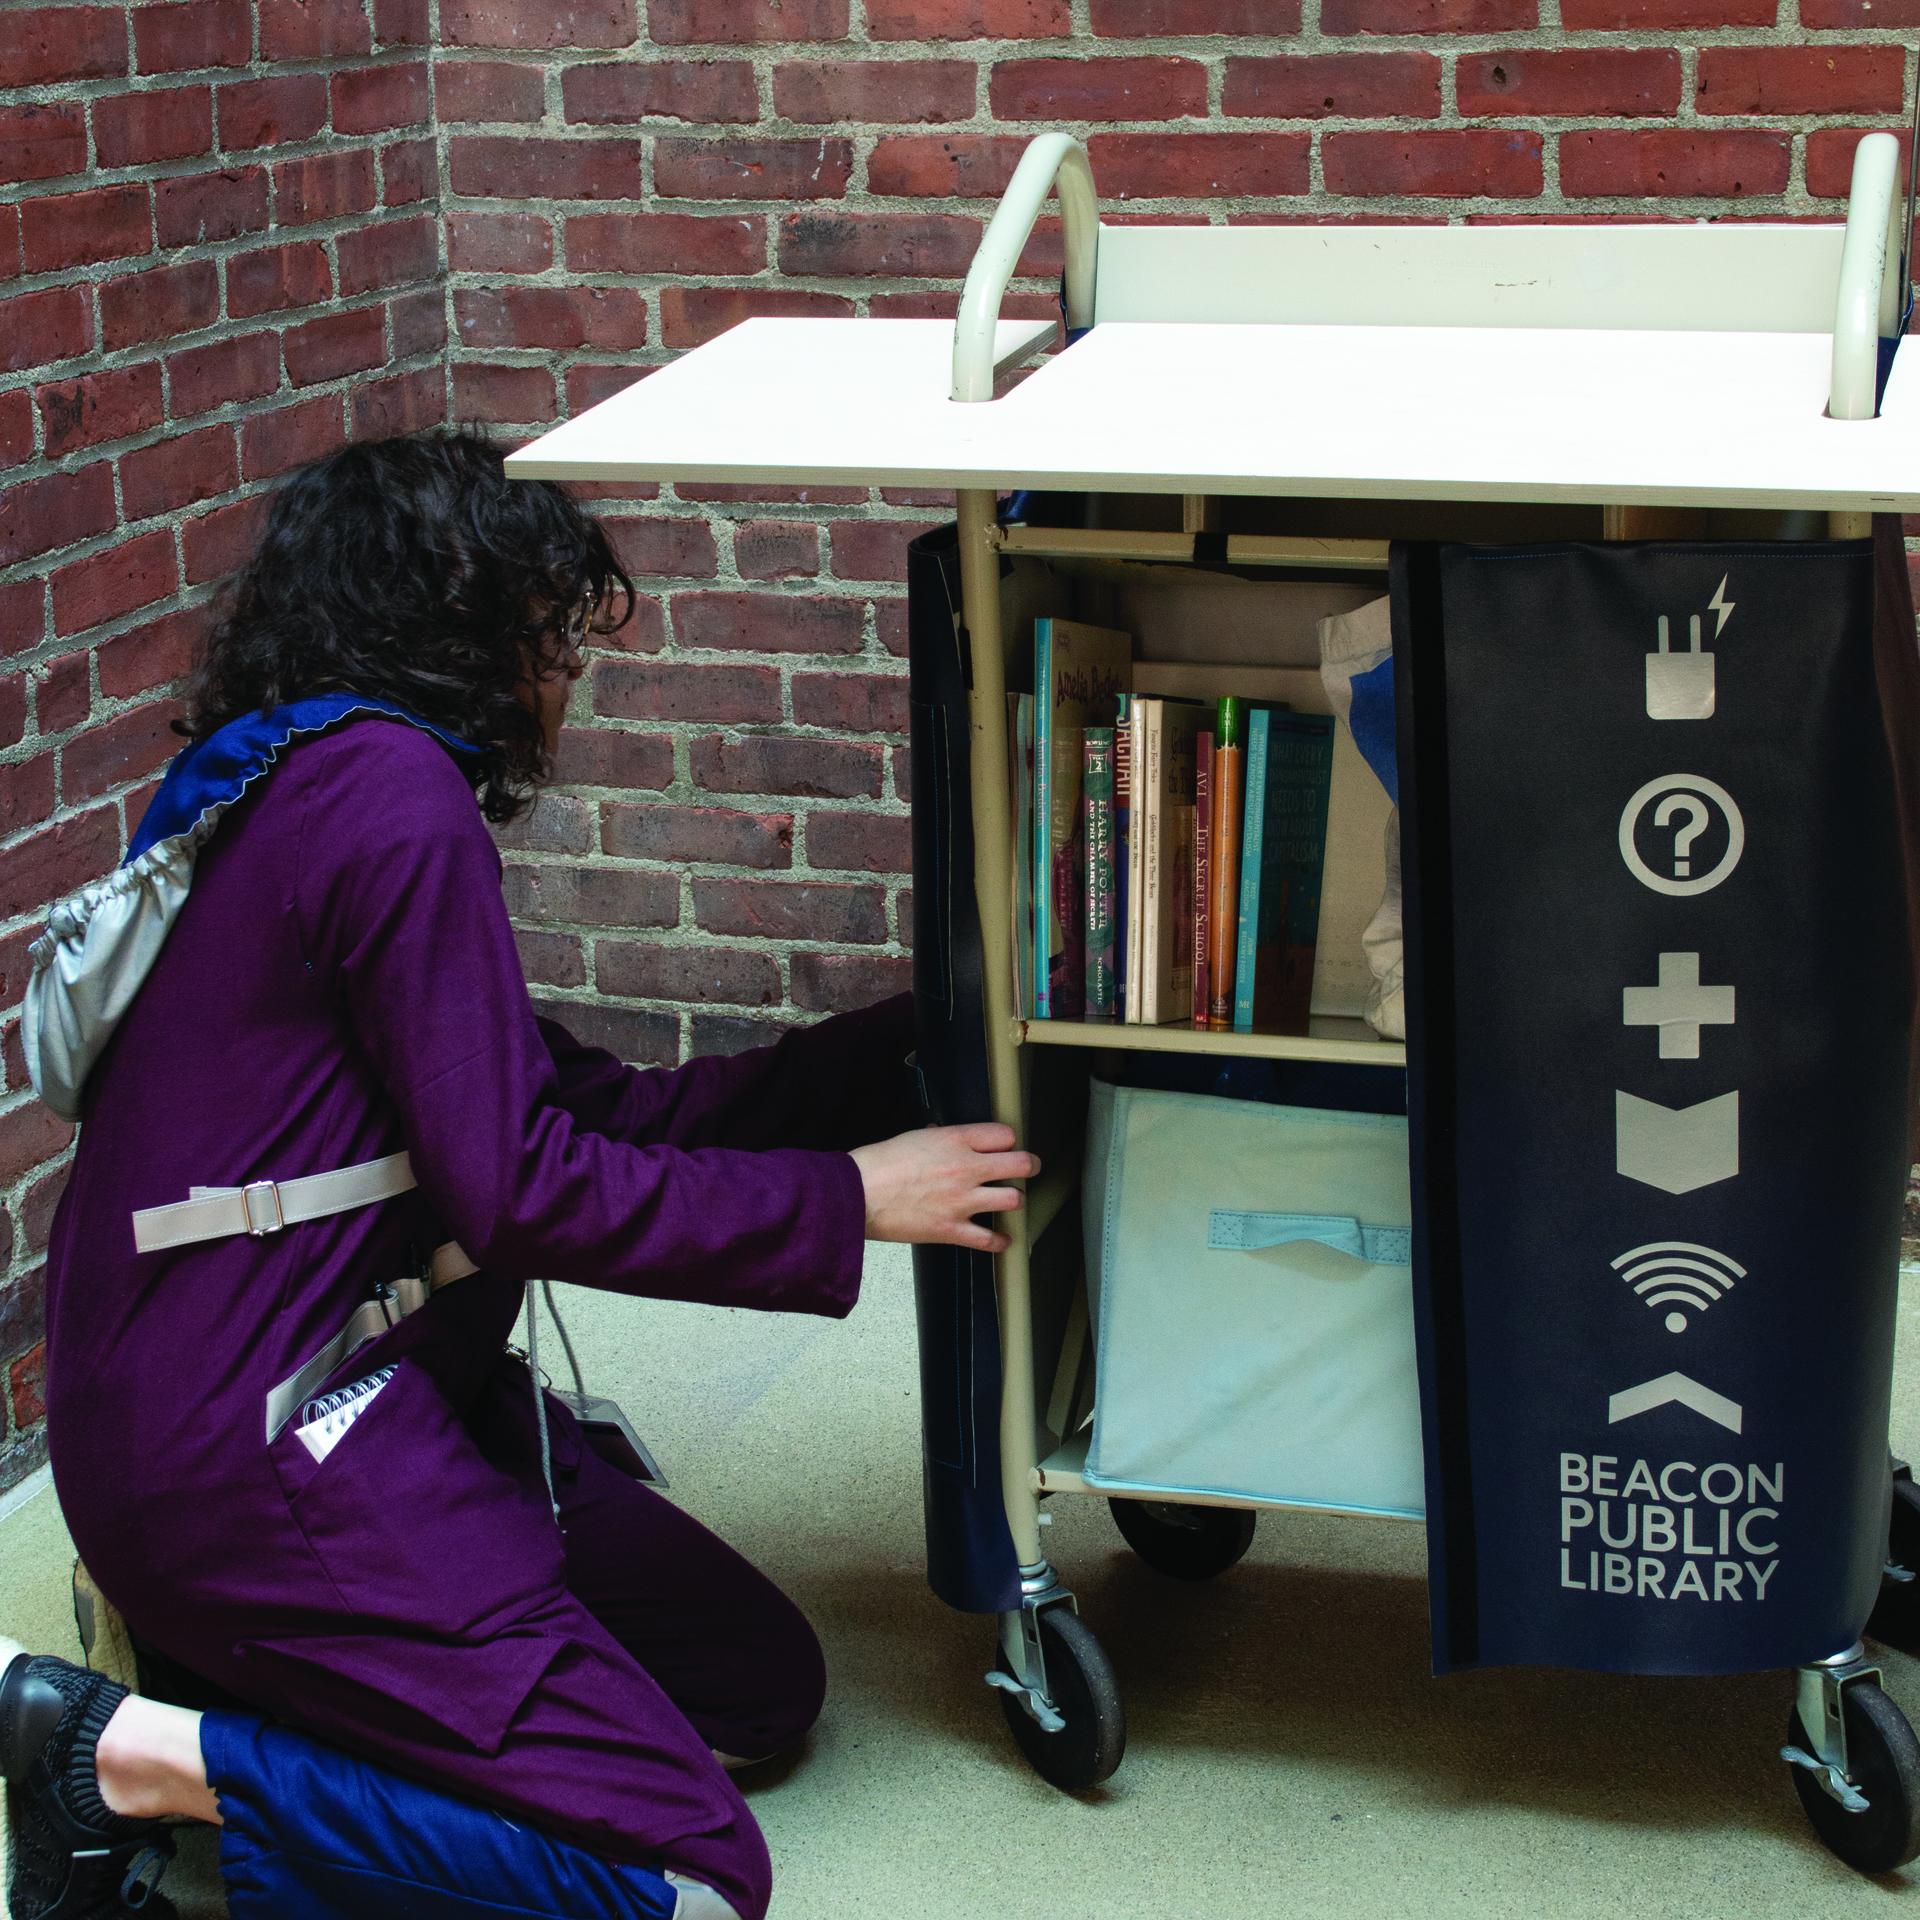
[679,481,866,506]
[374,0,430,40]
[381,136,436,206]
[0,206,20,283]
[97,607,203,699]
[792,670,908,732]
[1087,133,1311,201]
[9,1343,47,1431]
[240,393,346,480]
[790,949,911,1012]
[1560,129,1789,198]
[692,877,884,944]
[691,732,880,798]
[0,756,54,839]
[1809,129,1914,200]
[0,470,115,570]
[829,518,935,582]
[0,8,127,87]
[594,660,780,724]
[36,364,165,459]
[352,365,444,438]
[259,0,372,59]
[655,138,854,201]
[503,861,677,928]
[450,136,646,201]
[600,802,791,867]
[182,493,266,582]
[444,0,634,43]
[1322,0,1532,24]
[455,286,649,351]
[532,993,678,1066]
[1563,0,1770,17]
[566,211,762,275]
[1695,48,1903,117]
[0,105,88,186]
[603,516,716,577]
[495,793,593,857]
[217,73,327,150]
[62,700,182,802]
[0,808,117,920]
[687,1011,796,1057]
[336,215,438,295]
[331,60,429,132]
[0,288,91,374]
[552,727,672,789]
[0,674,26,740]
[777,209,979,278]
[660,286,854,349]
[439,59,547,122]
[513,927,585,987]
[22,186,151,274]
[1223,54,1439,120]
[450,362,554,424]
[281,305,385,387]
[734,521,819,579]
[51,531,178,639]
[1092,0,1287,24]
[0,394,32,467]
[776,60,974,125]
[867,133,1029,197]
[119,423,237,519]
[994,57,1206,122]
[1325,130,1544,197]
[21,1169,64,1257]
[807,808,911,872]
[227,241,331,320]
[36,655,88,731]
[134,0,251,72]
[1459,50,1678,117]
[565,60,760,125]
[95,85,214,166]
[674,592,863,655]
[449,210,553,272]
[100,260,218,351]
[587,588,665,650]
[652,0,845,38]
[168,330,281,417]
[273,150,378,226]
[155,165,270,247]
[867,0,1065,34]
[389,286,446,357]
[599,940,779,1005]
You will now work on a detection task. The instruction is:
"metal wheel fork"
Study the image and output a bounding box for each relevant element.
[984,1560,1075,1732]
[1783,1642,1879,1813]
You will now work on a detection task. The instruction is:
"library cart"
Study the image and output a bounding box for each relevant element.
[508,127,1920,1873]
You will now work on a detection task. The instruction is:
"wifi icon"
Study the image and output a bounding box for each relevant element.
[1613,1241,1746,1333]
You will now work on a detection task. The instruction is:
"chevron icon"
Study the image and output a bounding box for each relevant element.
[1616,1090,1739,1194]
[1607,1371,1744,1434]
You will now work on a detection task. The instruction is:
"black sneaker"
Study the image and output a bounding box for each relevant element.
[0,1641,174,1920]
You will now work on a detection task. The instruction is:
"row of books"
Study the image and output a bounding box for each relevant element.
[1011,617,1335,1033]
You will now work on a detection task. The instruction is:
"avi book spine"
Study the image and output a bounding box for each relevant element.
[1207,697,1246,1029]
[1083,728,1117,1020]
[1233,707,1272,1031]
[1192,729,1214,1028]
[1237,709,1336,1034]
[1032,619,1054,1019]
[1113,693,1131,1020]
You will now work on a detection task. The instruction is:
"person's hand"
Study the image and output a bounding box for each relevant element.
[850,1123,1039,1253]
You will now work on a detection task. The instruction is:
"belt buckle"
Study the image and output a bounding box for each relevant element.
[242,1180,285,1236]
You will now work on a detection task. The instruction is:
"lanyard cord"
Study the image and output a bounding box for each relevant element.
[520,1280,590,1529]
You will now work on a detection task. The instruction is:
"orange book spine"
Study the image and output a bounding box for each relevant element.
[1207,736,1244,1029]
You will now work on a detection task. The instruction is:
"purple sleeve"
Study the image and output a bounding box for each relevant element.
[536,994,922,1153]
[295,729,866,1318]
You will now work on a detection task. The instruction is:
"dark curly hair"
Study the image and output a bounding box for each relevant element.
[181,431,633,823]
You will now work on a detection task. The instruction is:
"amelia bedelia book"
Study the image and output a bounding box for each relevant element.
[1033,618,1131,1019]
[1234,708,1336,1034]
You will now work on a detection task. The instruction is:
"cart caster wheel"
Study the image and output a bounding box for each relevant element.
[998,1607,1125,1793]
[1109,1499,1256,1582]
[1787,1682,1920,1874]
[1867,1477,1920,1655]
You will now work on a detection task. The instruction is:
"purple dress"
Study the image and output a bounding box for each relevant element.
[42,713,917,1920]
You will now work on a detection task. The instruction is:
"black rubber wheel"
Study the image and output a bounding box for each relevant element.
[1867,1477,1920,1654]
[998,1607,1126,1792]
[1109,1498,1257,1581]
[1788,1681,1920,1874]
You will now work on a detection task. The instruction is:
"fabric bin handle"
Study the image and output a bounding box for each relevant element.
[1208,1210,1412,1266]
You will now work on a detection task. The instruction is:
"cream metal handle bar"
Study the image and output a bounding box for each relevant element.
[950,133,1098,404]
[1830,131,1904,422]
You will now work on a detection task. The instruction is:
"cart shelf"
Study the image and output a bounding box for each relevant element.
[1015,1014,1403,1068]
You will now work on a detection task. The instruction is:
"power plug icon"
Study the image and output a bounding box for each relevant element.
[1645,613,1716,721]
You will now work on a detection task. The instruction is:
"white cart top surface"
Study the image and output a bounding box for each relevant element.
[506,315,1920,513]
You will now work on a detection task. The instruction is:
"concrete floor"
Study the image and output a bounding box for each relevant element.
[5,1243,1920,1918]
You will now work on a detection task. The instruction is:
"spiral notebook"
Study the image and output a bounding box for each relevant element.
[295,1368,395,1464]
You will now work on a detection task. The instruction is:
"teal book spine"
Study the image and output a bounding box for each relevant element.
[1032,617,1053,1019]
[1232,706,1270,1030]
[1082,728,1116,1019]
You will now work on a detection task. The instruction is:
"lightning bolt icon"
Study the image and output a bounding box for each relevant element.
[1707,573,1734,639]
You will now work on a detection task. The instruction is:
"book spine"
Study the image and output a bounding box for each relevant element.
[1113,693,1130,1020]
[1010,693,1035,1022]
[1138,701,1162,1022]
[1207,696,1244,1029]
[1192,730,1213,1027]
[1082,729,1116,1020]
[1234,708,1270,1030]
[1032,619,1052,1019]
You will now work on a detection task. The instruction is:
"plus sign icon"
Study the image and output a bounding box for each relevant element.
[1621,952,1736,1060]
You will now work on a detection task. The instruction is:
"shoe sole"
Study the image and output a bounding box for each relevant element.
[0,1634,24,1920]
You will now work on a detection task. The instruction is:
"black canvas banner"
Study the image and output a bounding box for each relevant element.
[1397,538,1913,1676]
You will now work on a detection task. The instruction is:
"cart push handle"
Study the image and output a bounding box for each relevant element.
[1831,130,1907,422]
[951,133,1098,404]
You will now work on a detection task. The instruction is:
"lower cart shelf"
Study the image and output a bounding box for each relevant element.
[1015,1013,1405,1068]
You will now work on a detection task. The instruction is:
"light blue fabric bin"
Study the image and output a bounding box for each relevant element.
[1082,1079,1425,1517]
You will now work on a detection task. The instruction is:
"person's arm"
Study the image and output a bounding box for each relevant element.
[535,994,921,1154]
[296,730,866,1316]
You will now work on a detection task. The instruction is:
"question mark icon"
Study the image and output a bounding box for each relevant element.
[1653,793,1709,878]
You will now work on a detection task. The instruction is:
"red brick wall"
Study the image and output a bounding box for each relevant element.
[1,0,1914,1487]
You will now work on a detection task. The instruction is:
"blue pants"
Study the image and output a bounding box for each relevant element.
[202,1712,728,1919]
